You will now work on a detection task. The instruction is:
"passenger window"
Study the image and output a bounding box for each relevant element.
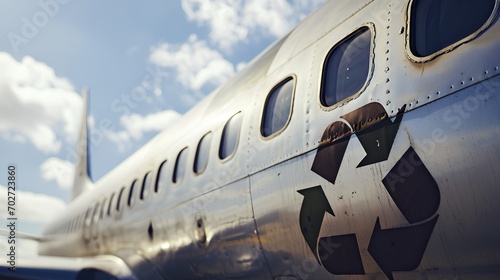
[116,187,125,212]
[261,77,295,137]
[140,172,151,200]
[155,160,167,193]
[194,132,212,174]
[92,202,100,223]
[321,27,371,107]
[173,148,188,184]
[107,193,115,216]
[84,208,92,226]
[219,112,243,160]
[77,214,82,229]
[128,180,137,207]
[100,198,107,219]
[409,0,495,57]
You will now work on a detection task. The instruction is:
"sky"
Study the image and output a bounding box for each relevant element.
[0,0,325,242]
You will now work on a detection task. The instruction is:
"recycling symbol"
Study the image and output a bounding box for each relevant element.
[298,103,441,279]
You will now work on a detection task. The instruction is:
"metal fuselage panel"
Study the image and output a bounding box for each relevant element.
[251,77,500,279]
[39,0,500,279]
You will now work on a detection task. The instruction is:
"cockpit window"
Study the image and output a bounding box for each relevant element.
[321,27,372,107]
[409,0,496,58]
[219,112,243,160]
[261,77,295,137]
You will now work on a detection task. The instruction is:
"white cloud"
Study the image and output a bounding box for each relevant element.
[150,34,235,92]
[39,157,75,190]
[104,130,131,152]
[0,52,82,154]
[236,61,248,72]
[242,1,294,38]
[105,110,181,152]
[121,110,181,140]
[182,0,248,51]
[149,1,324,100]
[0,184,66,224]
[181,0,325,51]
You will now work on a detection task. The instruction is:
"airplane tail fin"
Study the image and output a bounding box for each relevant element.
[71,89,94,200]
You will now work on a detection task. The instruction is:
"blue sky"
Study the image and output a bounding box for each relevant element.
[0,0,324,237]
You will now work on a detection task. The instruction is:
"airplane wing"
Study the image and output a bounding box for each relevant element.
[0,229,136,280]
[0,228,42,242]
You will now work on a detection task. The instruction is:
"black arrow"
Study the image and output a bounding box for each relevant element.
[383,147,441,224]
[318,234,365,275]
[342,103,406,167]
[297,185,334,263]
[368,215,439,280]
[311,121,352,184]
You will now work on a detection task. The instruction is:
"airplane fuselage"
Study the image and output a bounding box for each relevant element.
[39,0,500,279]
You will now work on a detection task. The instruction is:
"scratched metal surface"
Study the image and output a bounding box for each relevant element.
[250,76,500,279]
[36,0,500,279]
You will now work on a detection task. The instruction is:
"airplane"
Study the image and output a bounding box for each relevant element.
[2,0,500,279]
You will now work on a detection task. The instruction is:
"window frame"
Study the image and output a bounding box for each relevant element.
[405,0,499,63]
[100,197,107,220]
[260,75,296,139]
[219,112,243,162]
[92,202,101,225]
[116,187,126,213]
[194,132,213,174]
[155,160,167,194]
[172,147,189,185]
[319,23,375,110]
[107,193,115,217]
[84,207,92,228]
[140,172,152,201]
[128,180,137,208]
